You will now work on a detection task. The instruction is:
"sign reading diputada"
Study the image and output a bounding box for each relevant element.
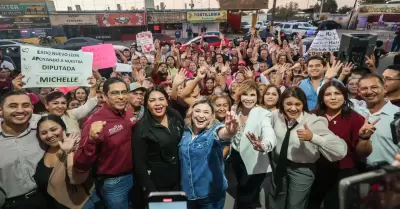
[187,10,227,23]
[0,2,48,16]
[20,46,93,88]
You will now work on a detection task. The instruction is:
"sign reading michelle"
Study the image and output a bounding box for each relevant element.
[20,46,93,88]
[187,10,227,23]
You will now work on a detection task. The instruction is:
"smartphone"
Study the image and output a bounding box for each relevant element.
[148,191,187,209]
[339,166,400,209]
[391,112,400,145]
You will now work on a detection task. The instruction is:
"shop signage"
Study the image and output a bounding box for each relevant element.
[0,2,48,16]
[0,16,51,30]
[218,0,268,10]
[97,13,146,27]
[359,4,400,13]
[49,15,97,26]
[187,10,227,23]
[147,12,186,24]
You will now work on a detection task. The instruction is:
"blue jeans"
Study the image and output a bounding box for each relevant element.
[82,189,102,209]
[188,192,226,209]
[98,174,134,209]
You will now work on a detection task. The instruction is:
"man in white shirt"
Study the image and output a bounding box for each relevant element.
[354,74,400,166]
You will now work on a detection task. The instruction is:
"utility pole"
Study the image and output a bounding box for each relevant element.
[347,0,358,29]
[319,0,324,19]
[269,0,277,33]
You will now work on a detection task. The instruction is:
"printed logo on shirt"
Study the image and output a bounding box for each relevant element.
[109,124,123,135]
[130,117,136,123]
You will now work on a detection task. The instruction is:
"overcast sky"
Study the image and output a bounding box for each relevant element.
[53,0,352,11]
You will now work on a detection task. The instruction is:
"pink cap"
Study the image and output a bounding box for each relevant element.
[28,93,40,105]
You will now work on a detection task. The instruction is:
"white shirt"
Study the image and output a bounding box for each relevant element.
[353,101,400,165]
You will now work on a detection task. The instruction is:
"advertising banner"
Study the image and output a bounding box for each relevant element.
[0,2,48,16]
[20,46,93,88]
[217,0,268,10]
[187,10,227,23]
[97,13,146,27]
[147,12,186,24]
[49,14,98,26]
[359,4,400,13]
[0,17,51,30]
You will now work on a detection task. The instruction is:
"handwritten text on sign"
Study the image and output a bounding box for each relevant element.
[20,46,93,88]
[136,31,155,53]
[81,44,117,69]
[308,29,340,52]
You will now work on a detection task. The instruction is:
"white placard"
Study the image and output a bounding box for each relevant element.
[20,45,93,88]
[136,31,155,53]
[308,29,340,52]
[116,63,132,72]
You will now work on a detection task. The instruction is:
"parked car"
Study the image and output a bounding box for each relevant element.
[317,20,342,31]
[0,40,27,46]
[152,33,175,45]
[255,21,268,31]
[51,37,104,51]
[0,40,32,71]
[204,31,221,36]
[241,22,251,32]
[180,35,230,51]
[279,22,317,39]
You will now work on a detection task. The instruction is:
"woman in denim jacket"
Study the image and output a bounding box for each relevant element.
[179,98,239,209]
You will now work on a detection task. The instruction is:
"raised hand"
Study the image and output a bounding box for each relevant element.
[341,62,354,77]
[173,68,186,86]
[365,55,376,68]
[12,73,25,90]
[59,132,80,153]
[325,60,343,80]
[225,111,239,135]
[359,114,380,139]
[297,124,313,141]
[87,76,97,88]
[246,132,264,152]
[244,67,253,78]
[89,121,106,140]
[196,66,207,80]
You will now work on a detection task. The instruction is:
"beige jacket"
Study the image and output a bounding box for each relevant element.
[47,153,93,209]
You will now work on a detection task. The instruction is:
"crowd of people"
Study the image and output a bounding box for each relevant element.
[1,27,400,209]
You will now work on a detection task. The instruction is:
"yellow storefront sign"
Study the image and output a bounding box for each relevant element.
[187,10,227,23]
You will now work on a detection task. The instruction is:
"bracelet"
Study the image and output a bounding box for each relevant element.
[359,135,370,140]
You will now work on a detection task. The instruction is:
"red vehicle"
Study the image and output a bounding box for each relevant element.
[152,33,175,45]
[180,35,230,51]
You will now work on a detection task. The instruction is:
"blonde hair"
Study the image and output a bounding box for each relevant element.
[184,97,220,129]
[234,79,261,112]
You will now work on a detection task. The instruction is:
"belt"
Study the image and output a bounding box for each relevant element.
[5,189,38,203]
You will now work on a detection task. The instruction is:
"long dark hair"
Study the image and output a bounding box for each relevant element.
[36,114,66,140]
[279,87,309,115]
[315,81,354,118]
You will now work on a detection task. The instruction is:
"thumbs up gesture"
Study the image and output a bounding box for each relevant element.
[89,121,106,140]
[297,124,313,141]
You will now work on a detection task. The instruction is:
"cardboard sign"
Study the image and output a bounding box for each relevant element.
[308,29,340,52]
[136,31,155,53]
[116,63,132,72]
[81,44,117,69]
[20,46,93,88]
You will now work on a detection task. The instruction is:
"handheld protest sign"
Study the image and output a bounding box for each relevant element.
[20,45,93,88]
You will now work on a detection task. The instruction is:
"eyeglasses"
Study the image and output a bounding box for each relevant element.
[108,90,128,97]
[382,76,400,82]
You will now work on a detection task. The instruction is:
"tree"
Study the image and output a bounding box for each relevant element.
[338,5,353,14]
[313,0,338,13]
[268,1,299,20]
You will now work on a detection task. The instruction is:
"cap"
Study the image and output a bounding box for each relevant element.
[239,60,246,65]
[0,61,15,71]
[129,82,146,92]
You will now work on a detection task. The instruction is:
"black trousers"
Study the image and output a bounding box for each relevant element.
[231,149,266,209]
[2,190,48,209]
[308,165,358,209]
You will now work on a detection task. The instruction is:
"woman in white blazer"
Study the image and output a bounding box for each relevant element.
[268,87,348,209]
[230,80,277,209]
